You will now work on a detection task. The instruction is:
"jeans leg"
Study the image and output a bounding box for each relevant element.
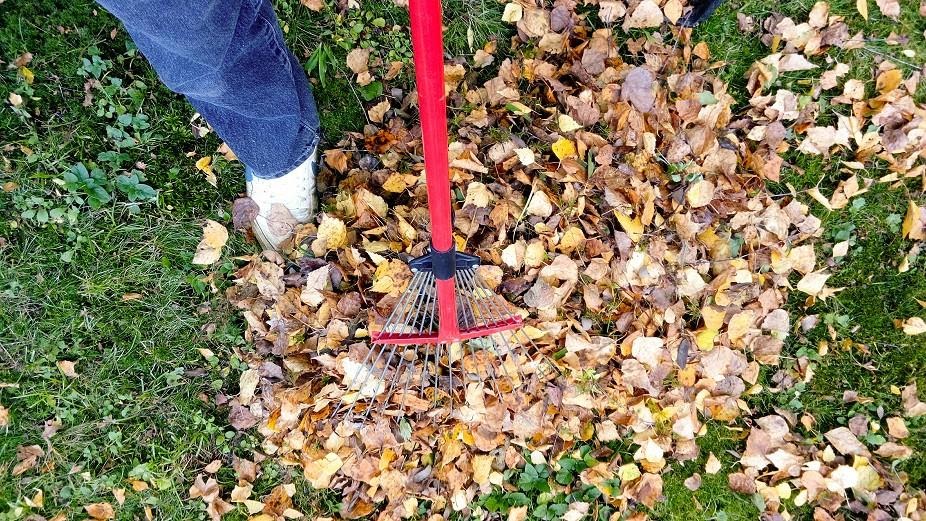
[97,0,321,179]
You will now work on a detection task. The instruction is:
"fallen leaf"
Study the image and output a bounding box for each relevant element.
[84,503,115,520]
[232,197,260,230]
[525,190,554,217]
[551,138,577,160]
[623,0,664,29]
[558,114,582,132]
[12,445,43,476]
[622,67,656,113]
[368,100,390,123]
[313,214,348,253]
[192,220,229,266]
[502,2,523,22]
[300,0,324,11]
[514,148,536,166]
[196,156,217,188]
[796,271,830,297]
[901,317,926,335]
[705,452,722,474]
[57,360,78,378]
[686,180,715,208]
[825,427,869,456]
[875,0,900,19]
[346,48,370,74]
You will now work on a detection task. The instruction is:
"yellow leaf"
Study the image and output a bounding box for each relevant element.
[695,328,718,350]
[701,306,726,330]
[617,463,642,482]
[728,310,755,343]
[807,187,834,211]
[558,114,582,132]
[192,219,229,265]
[396,214,418,243]
[876,69,902,95]
[902,201,925,240]
[472,454,493,485]
[551,138,577,160]
[524,240,546,268]
[195,156,213,173]
[19,66,34,84]
[303,452,342,489]
[358,188,388,218]
[558,226,585,253]
[382,172,417,193]
[315,214,348,251]
[796,270,830,297]
[856,0,868,19]
[464,182,492,208]
[615,212,643,242]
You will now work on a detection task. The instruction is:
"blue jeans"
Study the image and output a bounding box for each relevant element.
[97,0,321,179]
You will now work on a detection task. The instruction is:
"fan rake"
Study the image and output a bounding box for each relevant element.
[332,0,537,422]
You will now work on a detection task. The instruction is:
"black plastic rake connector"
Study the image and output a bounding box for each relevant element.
[408,247,481,280]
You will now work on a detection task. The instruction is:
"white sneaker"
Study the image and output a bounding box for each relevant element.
[246,146,318,251]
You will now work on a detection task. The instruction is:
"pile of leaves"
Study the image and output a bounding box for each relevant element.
[204,0,926,519]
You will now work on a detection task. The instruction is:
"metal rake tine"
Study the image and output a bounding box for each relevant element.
[361,273,434,416]
[462,270,528,383]
[469,272,524,372]
[360,341,402,421]
[398,346,417,413]
[372,343,415,419]
[410,279,439,410]
[333,340,388,420]
[333,271,427,420]
[378,274,436,416]
[467,271,525,386]
[391,273,436,415]
[456,270,502,393]
[431,340,443,407]
[349,271,425,380]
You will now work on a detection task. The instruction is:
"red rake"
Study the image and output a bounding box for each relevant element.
[333,0,537,421]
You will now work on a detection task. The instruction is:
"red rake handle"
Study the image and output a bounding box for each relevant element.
[409,0,454,252]
[409,0,460,340]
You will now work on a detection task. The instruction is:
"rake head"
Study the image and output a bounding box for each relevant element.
[332,250,536,422]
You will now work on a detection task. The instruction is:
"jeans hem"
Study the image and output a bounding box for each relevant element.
[249,127,320,179]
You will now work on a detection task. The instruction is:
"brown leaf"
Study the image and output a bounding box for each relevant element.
[875,0,900,19]
[84,502,115,520]
[229,404,258,430]
[57,360,79,378]
[12,445,44,476]
[300,0,324,11]
[727,472,757,494]
[622,67,656,113]
[232,197,259,231]
[825,426,869,456]
[346,48,370,75]
[684,473,702,491]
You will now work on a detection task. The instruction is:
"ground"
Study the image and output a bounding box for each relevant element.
[1,0,924,520]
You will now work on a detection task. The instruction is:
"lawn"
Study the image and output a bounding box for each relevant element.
[1,0,925,519]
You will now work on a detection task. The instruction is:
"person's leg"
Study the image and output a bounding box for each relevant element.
[97,0,320,247]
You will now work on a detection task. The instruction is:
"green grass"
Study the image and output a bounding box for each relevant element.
[2,0,925,519]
